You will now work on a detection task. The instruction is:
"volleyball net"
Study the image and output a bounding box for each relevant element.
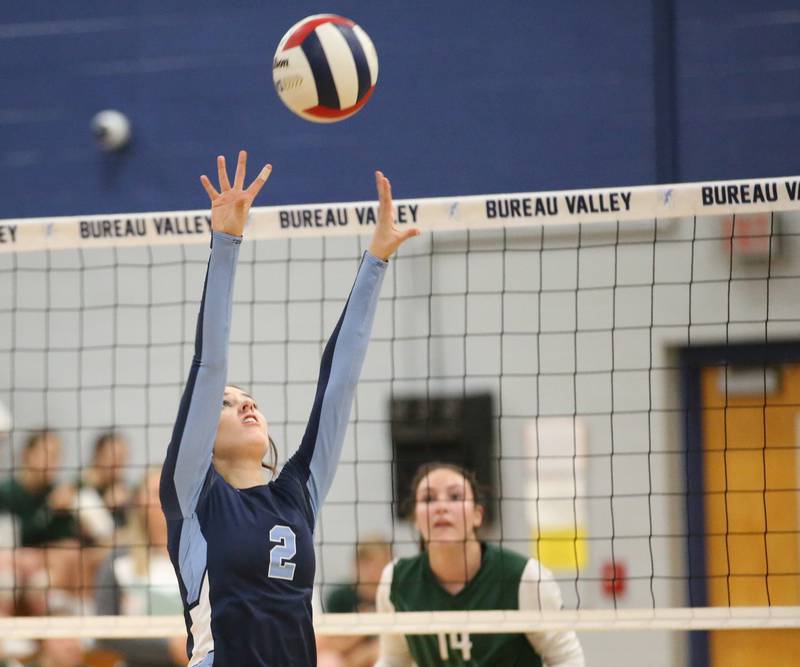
[1,175,799,658]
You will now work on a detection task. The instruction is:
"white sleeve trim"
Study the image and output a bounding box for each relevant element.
[518,559,585,667]
[187,571,214,666]
[374,561,415,667]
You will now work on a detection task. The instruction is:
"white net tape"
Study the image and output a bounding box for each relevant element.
[2,174,799,252]
[2,608,800,639]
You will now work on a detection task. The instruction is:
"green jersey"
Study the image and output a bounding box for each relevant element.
[376,543,583,667]
[0,477,77,546]
[325,583,361,613]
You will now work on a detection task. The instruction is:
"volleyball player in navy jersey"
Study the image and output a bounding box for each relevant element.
[159,151,419,667]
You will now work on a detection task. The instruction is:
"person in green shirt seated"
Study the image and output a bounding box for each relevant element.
[0,430,78,547]
[318,537,392,667]
[0,430,82,614]
[376,462,585,667]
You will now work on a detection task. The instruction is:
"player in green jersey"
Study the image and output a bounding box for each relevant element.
[375,462,584,666]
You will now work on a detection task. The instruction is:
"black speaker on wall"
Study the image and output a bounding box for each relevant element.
[390,393,495,521]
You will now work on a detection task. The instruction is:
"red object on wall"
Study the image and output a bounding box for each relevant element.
[601,560,626,597]
[721,213,775,260]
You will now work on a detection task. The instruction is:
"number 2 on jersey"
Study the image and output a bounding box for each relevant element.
[268,524,297,580]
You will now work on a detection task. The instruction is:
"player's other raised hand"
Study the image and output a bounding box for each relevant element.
[368,171,421,261]
[200,150,272,237]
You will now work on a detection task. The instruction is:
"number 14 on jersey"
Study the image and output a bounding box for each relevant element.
[438,632,473,661]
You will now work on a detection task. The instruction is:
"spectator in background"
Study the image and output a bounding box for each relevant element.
[94,467,188,667]
[0,429,83,614]
[0,400,11,444]
[0,403,30,667]
[0,430,77,547]
[316,537,392,667]
[1,639,88,667]
[73,431,132,546]
[0,401,13,617]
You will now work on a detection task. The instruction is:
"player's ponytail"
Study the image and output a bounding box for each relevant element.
[261,435,279,478]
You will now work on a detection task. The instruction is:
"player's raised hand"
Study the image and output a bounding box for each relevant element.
[200,150,272,237]
[367,171,421,261]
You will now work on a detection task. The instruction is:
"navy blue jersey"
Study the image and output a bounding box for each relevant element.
[160,231,387,666]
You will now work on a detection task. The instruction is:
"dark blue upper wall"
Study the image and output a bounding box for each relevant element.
[674,1,800,182]
[0,1,655,217]
[1,1,797,219]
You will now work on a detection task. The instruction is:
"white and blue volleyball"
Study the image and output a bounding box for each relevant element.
[273,14,378,123]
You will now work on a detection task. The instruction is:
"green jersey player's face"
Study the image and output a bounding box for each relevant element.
[214,386,270,465]
[414,468,484,547]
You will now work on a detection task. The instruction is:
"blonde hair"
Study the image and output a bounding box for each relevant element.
[355,535,392,563]
[124,466,161,577]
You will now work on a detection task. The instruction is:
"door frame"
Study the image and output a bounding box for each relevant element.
[680,340,800,667]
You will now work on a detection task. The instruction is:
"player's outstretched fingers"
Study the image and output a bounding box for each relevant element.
[387,227,422,256]
[200,175,219,202]
[375,171,391,206]
[399,227,422,243]
[217,155,232,191]
[233,150,247,191]
[246,164,273,200]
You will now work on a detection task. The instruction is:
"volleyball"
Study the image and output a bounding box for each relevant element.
[272,14,378,123]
